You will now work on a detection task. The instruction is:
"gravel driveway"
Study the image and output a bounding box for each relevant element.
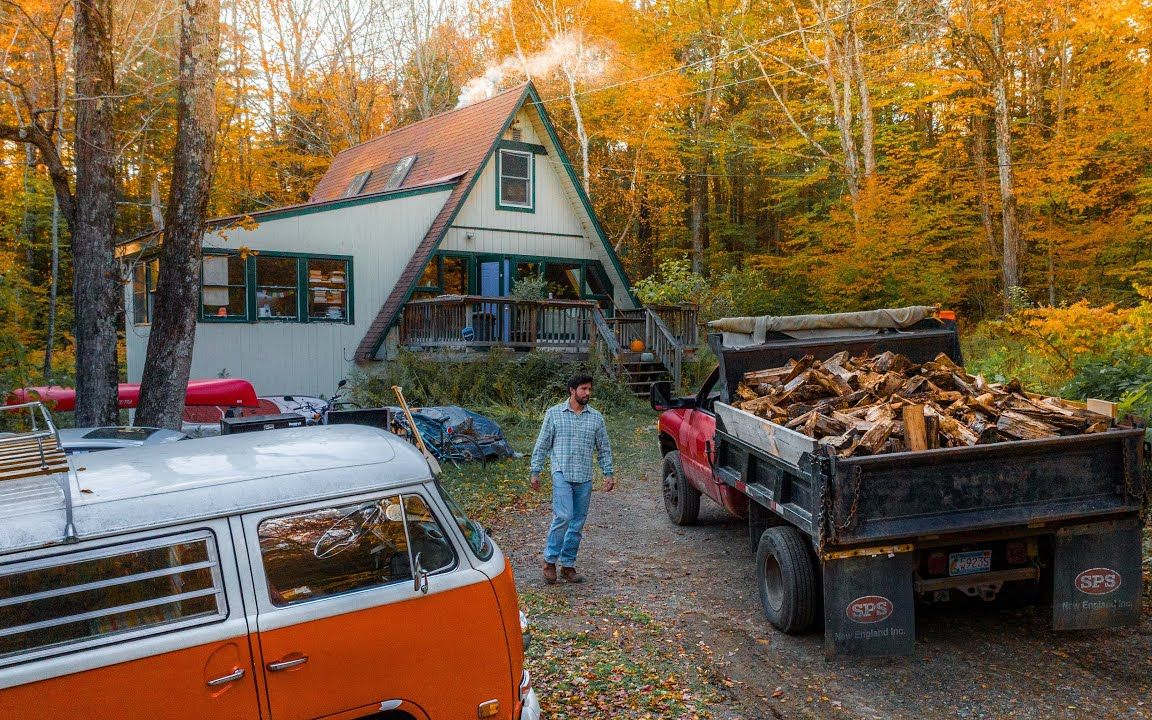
[496,448,1152,719]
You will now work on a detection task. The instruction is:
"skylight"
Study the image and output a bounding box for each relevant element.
[384,155,417,190]
[344,170,372,197]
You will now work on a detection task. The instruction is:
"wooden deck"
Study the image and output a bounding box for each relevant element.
[399,296,700,386]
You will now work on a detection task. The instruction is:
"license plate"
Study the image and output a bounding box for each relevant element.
[948,550,992,576]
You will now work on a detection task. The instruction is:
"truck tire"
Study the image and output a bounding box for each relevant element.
[756,526,817,633]
[662,451,700,526]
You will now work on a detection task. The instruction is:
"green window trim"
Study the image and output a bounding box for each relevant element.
[420,251,614,305]
[131,257,160,326]
[497,139,547,155]
[199,249,354,325]
[495,149,535,213]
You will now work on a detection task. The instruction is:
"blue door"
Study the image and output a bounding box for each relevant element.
[478,259,510,342]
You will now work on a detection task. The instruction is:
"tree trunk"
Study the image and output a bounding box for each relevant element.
[689,163,709,274]
[72,0,121,427]
[563,67,591,196]
[991,12,1021,313]
[136,0,222,430]
[972,114,998,254]
[851,22,876,178]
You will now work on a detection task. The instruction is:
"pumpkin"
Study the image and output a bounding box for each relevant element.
[629,338,645,352]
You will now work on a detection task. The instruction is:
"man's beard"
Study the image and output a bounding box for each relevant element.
[575,395,590,405]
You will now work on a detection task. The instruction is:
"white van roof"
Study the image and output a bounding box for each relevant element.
[0,425,432,555]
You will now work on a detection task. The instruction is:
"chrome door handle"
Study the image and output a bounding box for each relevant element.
[206,667,246,686]
[266,656,309,672]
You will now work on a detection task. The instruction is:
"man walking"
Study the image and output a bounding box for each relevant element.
[530,373,615,584]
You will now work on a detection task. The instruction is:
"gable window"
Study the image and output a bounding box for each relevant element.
[131,258,159,325]
[200,251,352,324]
[202,254,247,319]
[497,149,533,211]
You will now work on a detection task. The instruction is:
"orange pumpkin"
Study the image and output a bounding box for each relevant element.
[629,338,645,352]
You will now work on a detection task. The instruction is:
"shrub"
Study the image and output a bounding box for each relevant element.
[349,349,639,414]
[633,259,708,307]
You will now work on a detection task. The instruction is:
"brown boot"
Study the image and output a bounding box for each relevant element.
[542,561,557,585]
[560,567,584,584]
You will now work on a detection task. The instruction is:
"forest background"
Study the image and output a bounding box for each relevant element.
[2,0,1152,413]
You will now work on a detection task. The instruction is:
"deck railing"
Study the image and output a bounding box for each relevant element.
[400,296,596,351]
[648,303,699,347]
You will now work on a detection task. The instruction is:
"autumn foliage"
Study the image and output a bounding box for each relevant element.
[2,0,1152,386]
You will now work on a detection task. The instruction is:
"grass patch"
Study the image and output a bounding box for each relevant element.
[435,403,656,526]
[521,590,723,719]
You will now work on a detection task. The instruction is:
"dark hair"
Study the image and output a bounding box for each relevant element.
[567,373,594,391]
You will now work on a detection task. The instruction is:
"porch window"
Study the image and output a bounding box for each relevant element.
[415,254,470,297]
[497,149,533,210]
[201,254,247,320]
[442,256,467,295]
[131,258,159,325]
[255,256,299,320]
[544,262,581,299]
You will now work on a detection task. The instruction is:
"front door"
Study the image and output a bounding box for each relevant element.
[478,258,509,342]
[244,491,512,720]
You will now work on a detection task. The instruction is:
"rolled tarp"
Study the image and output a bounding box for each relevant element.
[708,306,938,346]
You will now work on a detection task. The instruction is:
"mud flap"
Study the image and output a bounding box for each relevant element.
[1052,518,1143,630]
[822,548,915,658]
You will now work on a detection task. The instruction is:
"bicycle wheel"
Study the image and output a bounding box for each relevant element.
[447,434,486,466]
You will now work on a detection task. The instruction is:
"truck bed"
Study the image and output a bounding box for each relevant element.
[717,400,1145,546]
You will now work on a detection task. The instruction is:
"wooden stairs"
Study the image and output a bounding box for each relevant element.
[621,359,671,397]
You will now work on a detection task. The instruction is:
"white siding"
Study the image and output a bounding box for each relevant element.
[443,108,634,308]
[126,188,452,396]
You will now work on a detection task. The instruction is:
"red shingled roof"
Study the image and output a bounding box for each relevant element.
[308,84,532,361]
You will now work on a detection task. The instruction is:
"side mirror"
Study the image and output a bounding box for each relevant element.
[650,381,672,412]
[338,379,348,388]
[412,552,429,594]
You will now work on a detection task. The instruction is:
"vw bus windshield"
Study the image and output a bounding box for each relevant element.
[436,483,493,561]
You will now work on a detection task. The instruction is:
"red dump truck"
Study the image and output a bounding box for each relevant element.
[651,308,1147,658]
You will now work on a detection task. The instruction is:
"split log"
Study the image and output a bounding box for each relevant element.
[735,348,1116,457]
[902,404,929,451]
[996,410,1060,441]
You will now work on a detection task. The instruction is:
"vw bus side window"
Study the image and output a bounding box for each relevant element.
[259,494,456,606]
[402,494,456,573]
[0,532,226,665]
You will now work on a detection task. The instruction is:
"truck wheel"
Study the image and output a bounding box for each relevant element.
[756,526,817,633]
[662,451,700,526]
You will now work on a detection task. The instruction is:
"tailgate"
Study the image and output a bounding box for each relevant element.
[826,428,1146,545]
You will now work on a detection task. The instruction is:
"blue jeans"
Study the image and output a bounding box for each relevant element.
[543,471,592,567]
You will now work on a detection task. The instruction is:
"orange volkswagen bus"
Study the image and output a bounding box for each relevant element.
[0,409,540,720]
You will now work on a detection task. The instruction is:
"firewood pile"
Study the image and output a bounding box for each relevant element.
[733,351,1115,458]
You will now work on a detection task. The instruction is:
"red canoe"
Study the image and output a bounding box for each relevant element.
[7,378,259,412]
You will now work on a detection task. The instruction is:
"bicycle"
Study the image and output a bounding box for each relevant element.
[284,379,362,425]
[391,412,487,470]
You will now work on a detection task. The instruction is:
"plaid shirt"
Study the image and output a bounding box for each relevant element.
[530,401,614,484]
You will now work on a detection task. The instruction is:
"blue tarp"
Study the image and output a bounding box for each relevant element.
[391,405,515,461]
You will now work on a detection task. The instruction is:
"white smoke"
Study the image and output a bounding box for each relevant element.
[457,32,609,107]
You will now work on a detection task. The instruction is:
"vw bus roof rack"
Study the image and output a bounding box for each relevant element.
[0,401,75,542]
